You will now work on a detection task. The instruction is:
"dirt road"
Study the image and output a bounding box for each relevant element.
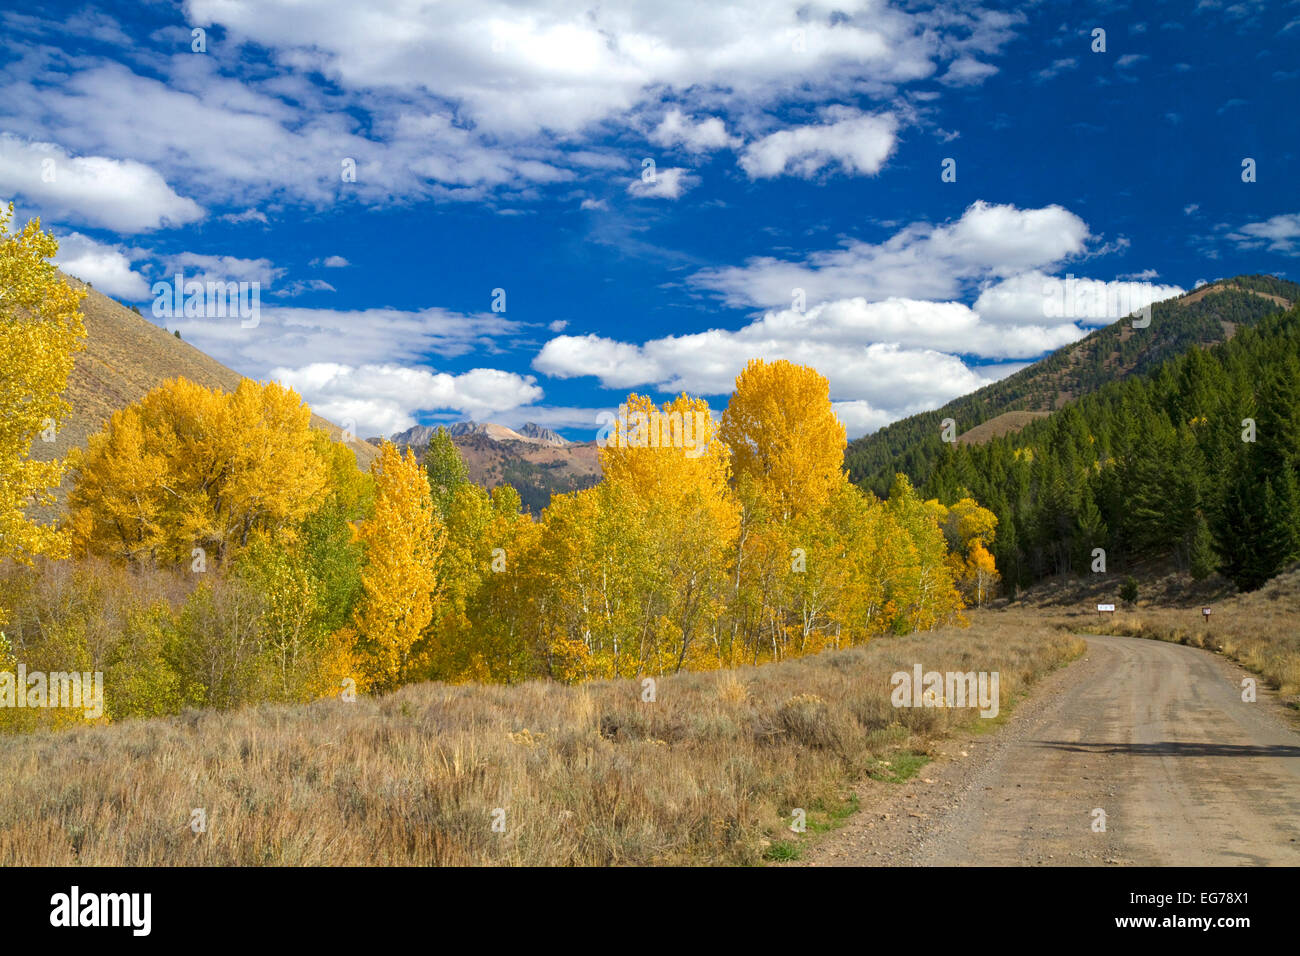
[796,634,1300,866]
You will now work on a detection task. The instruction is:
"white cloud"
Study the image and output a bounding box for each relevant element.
[532,199,1187,437]
[1034,58,1077,82]
[534,326,1007,436]
[939,56,998,86]
[184,0,1013,138]
[169,304,524,380]
[272,362,544,437]
[650,110,738,153]
[1228,213,1300,254]
[322,255,349,267]
[693,201,1094,307]
[162,252,285,287]
[53,232,151,300]
[223,209,268,224]
[0,133,203,233]
[277,279,336,297]
[974,271,1183,327]
[832,400,895,436]
[0,3,1022,212]
[580,198,608,210]
[627,167,697,200]
[738,109,897,180]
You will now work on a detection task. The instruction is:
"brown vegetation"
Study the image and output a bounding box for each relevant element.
[0,617,1081,865]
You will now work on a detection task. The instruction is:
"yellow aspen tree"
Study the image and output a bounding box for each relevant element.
[0,205,86,564]
[718,360,847,662]
[352,441,444,690]
[942,497,998,553]
[964,542,1000,607]
[68,378,328,565]
[885,474,963,630]
[602,392,740,672]
[718,358,847,524]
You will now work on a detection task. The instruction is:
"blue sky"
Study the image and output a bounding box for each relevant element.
[2,0,1297,440]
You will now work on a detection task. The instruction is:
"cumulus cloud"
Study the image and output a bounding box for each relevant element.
[534,325,1007,435]
[169,304,525,381]
[939,56,998,86]
[161,253,286,287]
[0,133,203,232]
[272,362,544,437]
[183,0,1013,137]
[532,198,1187,436]
[0,2,1022,213]
[693,201,1094,307]
[738,109,897,180]
[650,110,738,153]
[974,271,1184,326]
[53,232,151,300]
[627,167,698,199]
[1034,57,1077,82]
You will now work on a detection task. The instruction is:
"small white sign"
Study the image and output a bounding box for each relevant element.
[1202,607,1212,616]
[1097,603,1116,612]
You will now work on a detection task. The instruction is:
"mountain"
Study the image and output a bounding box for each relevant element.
[515,422,569,446]
[914,297,1300,592]
[28,275,377,508]
[381,421,569,449]
[378,422,599,514]
[846,275,1300,497]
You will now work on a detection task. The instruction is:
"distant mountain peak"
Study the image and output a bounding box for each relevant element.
[375,420,570,449]
[516,422,569,446]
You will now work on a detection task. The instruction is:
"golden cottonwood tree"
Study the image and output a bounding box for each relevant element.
[601,393,741,672]
[68,378,328,565]
[719,358,847,523]
[884,474,963,630]
[935,496,1000,606]
[352,441,444,689]
[0,206,86,564]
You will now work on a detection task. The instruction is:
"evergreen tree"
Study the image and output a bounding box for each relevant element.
[424,426,470,516]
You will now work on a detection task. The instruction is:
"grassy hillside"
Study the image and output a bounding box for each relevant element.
[29,275,377,505]
[847,275,1300,496]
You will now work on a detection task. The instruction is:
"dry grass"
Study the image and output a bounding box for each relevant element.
[0,618,1082,866]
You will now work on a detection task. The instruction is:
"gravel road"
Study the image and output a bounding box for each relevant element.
[793,634,1300,866]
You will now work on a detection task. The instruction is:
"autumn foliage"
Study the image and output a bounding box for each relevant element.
[1,223,999,729]
[0,205,86,567]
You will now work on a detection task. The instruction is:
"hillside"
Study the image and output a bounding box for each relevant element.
[381,424,601,514]
[956,410,1050,446]
[924,300,1300,591]
[28,275,377,507]
[847,275,1300,496]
